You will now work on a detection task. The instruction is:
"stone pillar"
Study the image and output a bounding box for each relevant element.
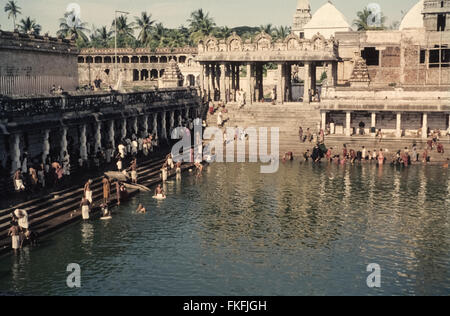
[371,113,377,137]
[153,113,158,137]
[311,62,317,93]
[42,129,50,163]
[231,63,236,101]
[236,64,240,91]
[225,64,231,103]
[94,122,102,152]
[220,64,226,102]
[276,63,285,105]
[246,63,253,105]
[321,112,327,130]
[143,115,149,138]
[122,119,127,140]
[60,127,68,159]
[303,62,311,104]
[422,113,428,139]
[396,113,402,138]
[207,64,213,101]
[345,111,352,136]
[161,112,167,141]
[11,134,21,174]
[170,111,175,137]
[109,120,115,148]
[80,125,88,161]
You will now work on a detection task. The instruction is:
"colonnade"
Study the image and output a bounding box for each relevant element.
[200,61,337,104]
[4,107,198,173]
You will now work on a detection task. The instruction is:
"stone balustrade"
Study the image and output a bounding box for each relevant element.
[0,87,199,119]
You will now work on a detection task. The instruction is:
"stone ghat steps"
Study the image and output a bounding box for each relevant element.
[0,154,176,253]
[0,154,167,227]
[212,135,450,161]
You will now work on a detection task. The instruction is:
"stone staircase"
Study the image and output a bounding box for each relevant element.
[206,102,450,162]
[0,150,194,255]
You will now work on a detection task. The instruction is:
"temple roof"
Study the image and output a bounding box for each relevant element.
[296,0,310,10]
[399,0,425,30]
[304,2,351,30]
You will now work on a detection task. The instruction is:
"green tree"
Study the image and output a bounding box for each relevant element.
[90,25,113,48]
[111,15,136,48]
[18,16,41,35]
[259,24,274,35]
[135,12,156,45]
[187,9,216,44]
[273,26,291,40]
[57,11,89,41]
[353,8,386,31]
[4,0,21,30]
[213,26,232,39]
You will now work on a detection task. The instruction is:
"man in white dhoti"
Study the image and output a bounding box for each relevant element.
[13,169,25,192]
[14,209,29,230]
[80,197,91,220]
[8,222,20,251]
[217,111,223,127]
[118,143,126,159]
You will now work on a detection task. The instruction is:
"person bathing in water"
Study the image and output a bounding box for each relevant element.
[136,204,147,214]
[155,184,166,198]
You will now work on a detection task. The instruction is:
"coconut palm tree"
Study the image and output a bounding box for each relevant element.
[353,8,386,31]
[90,25,113,47]
[57,11,89,41]
[259,24,274,35]
[18,16,41,35]
[4,0,21,30]
[213,26,232,40]
[187,9,216,44]
[112,15,135,38]
[273,26,291,40]
[135,12,155,45]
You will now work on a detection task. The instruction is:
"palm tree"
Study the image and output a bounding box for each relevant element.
[187,9,216,44]
[18,16,41,35]
[213,26,232,40]
[259,24,274,35]
[353,8,386,31]
[273,26,291,40]
[90,25,113,47]
[57,11,89,41]
[135,12,155,45]
[112,15,135,38]
[4,0,21,30]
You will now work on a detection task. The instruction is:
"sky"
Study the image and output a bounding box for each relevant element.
[0,0,420,35]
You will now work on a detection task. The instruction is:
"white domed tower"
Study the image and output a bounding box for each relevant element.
[292,0,312,38]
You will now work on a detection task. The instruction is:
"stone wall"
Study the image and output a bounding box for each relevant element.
[0,31,79,96]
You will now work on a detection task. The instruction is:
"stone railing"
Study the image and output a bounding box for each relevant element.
[0,87,199,118]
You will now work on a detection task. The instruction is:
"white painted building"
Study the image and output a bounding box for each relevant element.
[303,1,352,39]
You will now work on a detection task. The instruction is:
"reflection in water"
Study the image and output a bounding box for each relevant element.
[0,162,448,296]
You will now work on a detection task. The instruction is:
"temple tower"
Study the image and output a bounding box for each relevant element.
[422,0,450,31]
[292,0,312,38]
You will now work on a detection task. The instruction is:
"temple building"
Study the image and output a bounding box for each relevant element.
[77,47,201,90]
[0,30,79,95]
[292,0,312,38]
[196,0,450,139]
[302,1,352,39]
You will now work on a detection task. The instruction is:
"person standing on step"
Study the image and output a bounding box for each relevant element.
[13,169,25,192]
[161,163,168,182]
[129,159,138,184]
[299,127,303,143]
[80,197,91,220]
[84,179,93,204]
[8,221,20,252]
[102,176,111,205]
